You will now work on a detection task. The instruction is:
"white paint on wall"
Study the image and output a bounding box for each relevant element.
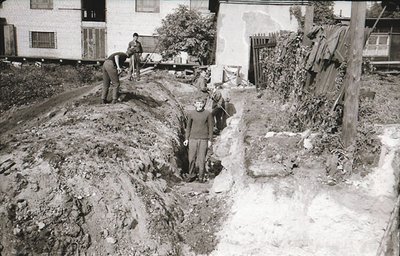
[0,0,81,59]
[213,3,298,84]
[0,0,191,59]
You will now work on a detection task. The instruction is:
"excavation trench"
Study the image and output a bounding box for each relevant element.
[0,75,228,255]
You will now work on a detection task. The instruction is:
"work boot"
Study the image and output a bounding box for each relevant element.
[102,99,107,104]
[111,99,117,104]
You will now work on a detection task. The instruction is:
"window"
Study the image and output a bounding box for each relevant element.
[136,0,160,13]
[30,31,56,49]
[364,34,390,57]
[31,0,53,9]
[190,0,209,11]
[140,36,159,53]
[82,0,106,22]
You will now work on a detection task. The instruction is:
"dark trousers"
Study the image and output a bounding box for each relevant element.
[102,60,120,100]
[212,107,224,131]
[128,55,140,79]
[188,139,208,179]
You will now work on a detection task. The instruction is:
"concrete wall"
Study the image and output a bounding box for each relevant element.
[0,0,191,59]
[212,3,298,84]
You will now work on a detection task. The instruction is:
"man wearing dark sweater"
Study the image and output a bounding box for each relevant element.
[102,50,134,104]
[184,98,214,182]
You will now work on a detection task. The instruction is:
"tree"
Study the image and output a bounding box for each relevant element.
[156,5,216,65]
[290,1,336,29]
[313,1,336,25]
[366,1,400,18]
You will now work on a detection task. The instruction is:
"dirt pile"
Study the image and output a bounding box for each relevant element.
[0,73,226,255]
[0,62,101,113]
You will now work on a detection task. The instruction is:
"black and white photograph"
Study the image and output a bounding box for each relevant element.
[0,0,400,255]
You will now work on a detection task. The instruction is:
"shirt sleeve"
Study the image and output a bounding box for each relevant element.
[138,42,143,54]
[207,112,214,140]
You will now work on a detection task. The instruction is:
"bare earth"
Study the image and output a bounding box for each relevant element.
[1,71,399,255]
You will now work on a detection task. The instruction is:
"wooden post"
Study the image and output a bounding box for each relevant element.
[342,1,367,172]
[303,4,314,46]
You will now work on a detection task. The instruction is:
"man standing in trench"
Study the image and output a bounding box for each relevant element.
[101,49,134,104]
[184,97,214,182]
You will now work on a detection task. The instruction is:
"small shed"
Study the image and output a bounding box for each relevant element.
[337,17,400,62]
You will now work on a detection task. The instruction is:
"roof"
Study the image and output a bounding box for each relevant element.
[336,17,400,28]
[218,0,309,5]
[336,17,400,22]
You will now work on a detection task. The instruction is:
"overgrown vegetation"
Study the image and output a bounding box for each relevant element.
[156,5,216,65]
[290,1,336,30]
[367,1,400,18]
[0,63,101,112]
[259,30,400,177]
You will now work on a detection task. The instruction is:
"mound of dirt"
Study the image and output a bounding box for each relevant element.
[0,74,223,255]
[0,63,101,113]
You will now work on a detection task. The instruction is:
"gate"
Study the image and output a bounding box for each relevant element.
[3,24,16,56]
[81,27,106,60]
[250,34,276,88]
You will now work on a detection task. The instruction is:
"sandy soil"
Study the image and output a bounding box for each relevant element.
[209,88,399,256]
[1,68,398,256]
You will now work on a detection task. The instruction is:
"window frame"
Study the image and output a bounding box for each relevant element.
[364,33,390,57]
[135,0,160,13]
[30,0,53,10]
[30,31,57,49]
[140,35,160,53]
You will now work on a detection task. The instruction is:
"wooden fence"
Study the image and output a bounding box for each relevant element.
[250,33,277,88]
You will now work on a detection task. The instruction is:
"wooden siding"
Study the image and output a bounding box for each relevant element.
[81,27,106,60]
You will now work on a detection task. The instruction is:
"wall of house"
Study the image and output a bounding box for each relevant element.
[212,3,298,84]
[104,0,189,55]
[0,0,82,59]
[0,0,193,59]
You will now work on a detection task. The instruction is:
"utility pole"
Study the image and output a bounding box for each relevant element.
[342,1,367,173]
[303,4,314,46]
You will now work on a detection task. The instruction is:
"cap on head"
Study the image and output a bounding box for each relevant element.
[133,32,139,37]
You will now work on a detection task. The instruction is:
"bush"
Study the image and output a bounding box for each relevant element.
[156,5,216,65]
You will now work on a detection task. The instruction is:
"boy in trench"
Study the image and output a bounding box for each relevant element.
[102,49,134,104]
[184,97,214,182]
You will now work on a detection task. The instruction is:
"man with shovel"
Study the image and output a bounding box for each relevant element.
[101,49,134,104]
[210,84,226,133]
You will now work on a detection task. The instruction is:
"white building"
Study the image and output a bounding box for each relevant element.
[0,0,212,60]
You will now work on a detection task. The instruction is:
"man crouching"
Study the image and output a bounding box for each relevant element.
[183,97,214,182]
